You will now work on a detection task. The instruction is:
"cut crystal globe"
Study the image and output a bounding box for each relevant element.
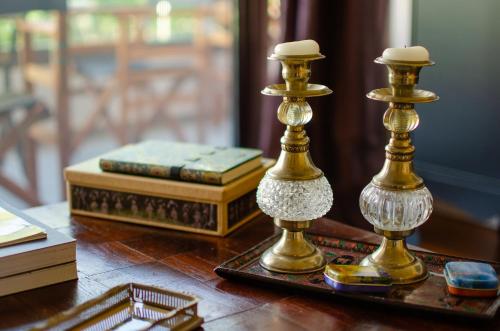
[359,183,433,231]
[256,174,333,221]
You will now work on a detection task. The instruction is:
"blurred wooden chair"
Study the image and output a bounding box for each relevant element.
[0,95,48,205]
[0,11,50,205]
[71,5,210,145]
[14,3,212,195]
[12,2,232,199]
[13,0,69,193]
[203,0,234,126]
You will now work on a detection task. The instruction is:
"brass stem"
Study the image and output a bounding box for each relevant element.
[362,58,437,284]
[259,219,326,274]
[281,60,311,91]
[369,238,415,267]
[272,230,315,256]
[372,72,423,191]
[388,65,422,97]
[266,60,324,181]
[361,235,428,284]
[258,53,331,274]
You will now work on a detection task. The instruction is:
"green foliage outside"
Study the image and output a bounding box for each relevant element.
[0,0,200,52]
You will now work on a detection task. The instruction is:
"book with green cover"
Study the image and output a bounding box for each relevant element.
[99,140,263,185]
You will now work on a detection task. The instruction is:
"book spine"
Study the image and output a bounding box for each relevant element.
[99,159,223,185]
[0,262,77,297]
[180,169,223,185]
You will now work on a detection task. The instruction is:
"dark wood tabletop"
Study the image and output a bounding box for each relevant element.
[1,203,498,330]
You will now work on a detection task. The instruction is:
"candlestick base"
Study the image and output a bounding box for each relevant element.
[360,228,428,284]
[259,219,326,274]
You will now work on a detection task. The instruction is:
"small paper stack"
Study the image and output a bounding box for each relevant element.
[0,208,46,248]
[0,203,76,297]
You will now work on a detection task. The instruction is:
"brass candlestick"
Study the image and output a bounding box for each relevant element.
[359,57,439,284]
[256,53,333,274]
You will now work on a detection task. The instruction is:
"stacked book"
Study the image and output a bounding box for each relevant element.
[0,202,76,297]
[65,141,274,236]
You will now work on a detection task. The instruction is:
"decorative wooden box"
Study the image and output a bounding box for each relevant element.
[64,158,274,236]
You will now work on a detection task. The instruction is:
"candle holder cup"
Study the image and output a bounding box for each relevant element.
[256,53,333,274]
[359,57,439,284]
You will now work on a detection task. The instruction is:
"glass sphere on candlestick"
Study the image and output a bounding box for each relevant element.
[359,183,433,231]
[257,175,333,221]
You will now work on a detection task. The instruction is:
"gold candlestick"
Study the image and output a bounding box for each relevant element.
[256,53,333,274]
[359,57,439,284]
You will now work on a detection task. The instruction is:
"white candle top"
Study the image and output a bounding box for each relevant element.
[382,46,430,61]
[274,39,320,56]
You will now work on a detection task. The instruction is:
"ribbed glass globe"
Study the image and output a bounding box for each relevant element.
[359,183,433,231]
[256,175,333,221]
[277,100,313,126]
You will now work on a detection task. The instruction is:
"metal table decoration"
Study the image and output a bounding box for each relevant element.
[256,49,333,274]
[214,232,500,319]
[31,283,203,331]
[359,56,439,284]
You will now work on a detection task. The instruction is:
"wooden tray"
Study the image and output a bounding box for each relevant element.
[214,233,500,319]
[31,283,203,331]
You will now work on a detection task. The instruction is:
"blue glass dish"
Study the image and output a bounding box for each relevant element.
[444,262,498,290]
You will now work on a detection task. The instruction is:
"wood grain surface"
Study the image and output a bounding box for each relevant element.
[0,203,497,330]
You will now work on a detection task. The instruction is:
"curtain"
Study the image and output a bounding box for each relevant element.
[238,0,389,228]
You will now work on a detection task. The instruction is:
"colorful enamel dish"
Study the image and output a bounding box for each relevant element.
[444,262,499,298]
[323,264,392,293]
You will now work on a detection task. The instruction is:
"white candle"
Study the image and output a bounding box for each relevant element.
[382,46,429,61]
[274,39,320,56]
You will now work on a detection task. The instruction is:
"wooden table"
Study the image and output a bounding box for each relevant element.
[1,203,498,330]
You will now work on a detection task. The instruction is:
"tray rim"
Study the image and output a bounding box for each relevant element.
[30,282,204,331]
[214,233,500,320]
